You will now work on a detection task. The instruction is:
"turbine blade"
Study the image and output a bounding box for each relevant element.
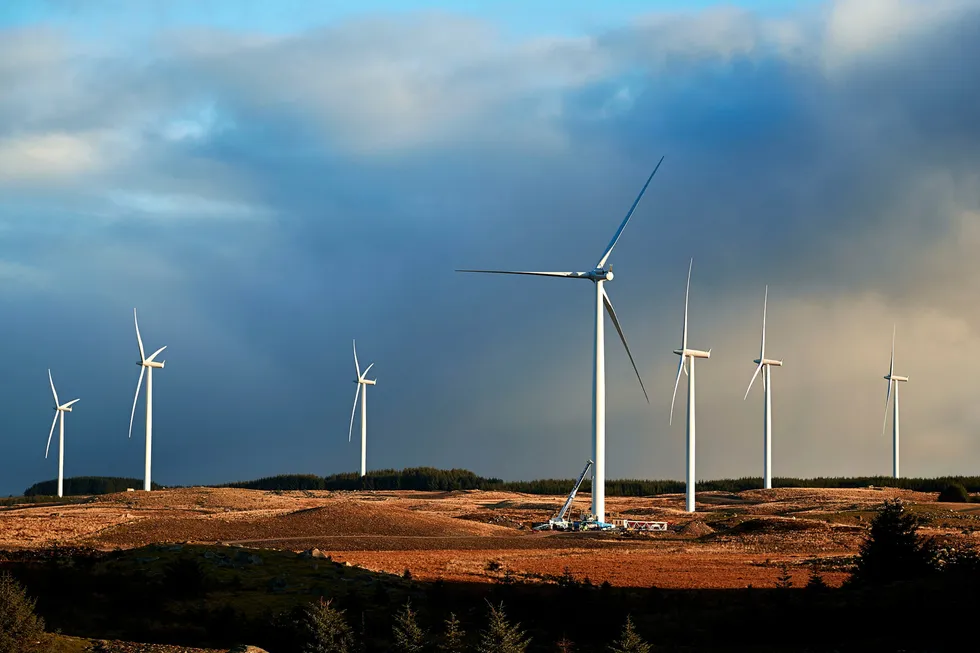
[146,345,167,362]
[761,285,768,359]
[889,325,896,377]
[602,287,649,403]
[455,270,583,279]
[134,308,146,362]
[882,379,892,437]
[670,356,685,425]
[348,384,361,443]
[596,156,664,269]
[48,369,59,407]
[361,362,375,380]
[353,340,361,378]
[64,398,81,408]
[682,258,692,351]
[744,362,763,401]
[128,366,145,439]
[45,411,58,459]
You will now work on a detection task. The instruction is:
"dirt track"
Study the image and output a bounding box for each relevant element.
[3,485,976,589]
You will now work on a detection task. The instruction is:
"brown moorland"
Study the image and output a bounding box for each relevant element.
[4,485,980,589]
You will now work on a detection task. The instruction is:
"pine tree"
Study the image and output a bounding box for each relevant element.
[297,597,357,653]
[608,616,650,653]
[0,573,48,653]
[476,602,530,653]
[556,636,575,652]
[439,613,466,653]
[805,568,828,591]
[851,498,932,585]
[393,599,427,653]
[775,565,793,588]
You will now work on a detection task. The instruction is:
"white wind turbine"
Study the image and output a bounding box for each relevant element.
[457,157,663,524]
[45,370,80,499]
[670,259,711,513]
[882,326,908,479]
[348,340,376,477]
[743,286,783,490]
[128,308,167,491]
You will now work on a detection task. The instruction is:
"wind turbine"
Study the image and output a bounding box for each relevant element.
[348,340,376,477]
[670,259,711,513]
[743,286,783,490]
[456,157,662,524]
[128,308,167,492]
[45,370,80,498]
[882,326,908,479]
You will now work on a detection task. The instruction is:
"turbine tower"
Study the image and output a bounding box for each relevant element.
[882,326,908,479]
[670,259,711,513]
[743,286,783,490]
[45,370,80,498]
[456,158,663,524]
[128,308,167,491]
[348,340,376,477]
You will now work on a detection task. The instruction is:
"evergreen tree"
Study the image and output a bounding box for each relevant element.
[556,636,575,652]
[608,616,650,653]
[805,568,828,591]
[439,613,466,653]
[297,597,357,653]
[393,599,427,653]
[0,573,48,653]
[476,602,529,653]
[851,498,932,585]
[774,565,793,588]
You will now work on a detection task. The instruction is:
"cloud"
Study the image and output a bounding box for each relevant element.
[0,132,103,182]
[0,1,979,495]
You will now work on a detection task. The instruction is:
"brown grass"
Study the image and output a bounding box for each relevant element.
[2,485,969,589]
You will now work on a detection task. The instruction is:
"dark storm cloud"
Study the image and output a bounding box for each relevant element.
[1,0,979,495]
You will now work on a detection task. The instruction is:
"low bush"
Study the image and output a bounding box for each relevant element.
[937,482,971,503]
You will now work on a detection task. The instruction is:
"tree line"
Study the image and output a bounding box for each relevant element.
[22,476,161,497]
[20,469,980,498]
[223,470,980,496]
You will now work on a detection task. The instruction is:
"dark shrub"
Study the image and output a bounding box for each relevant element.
[938,483,970,503]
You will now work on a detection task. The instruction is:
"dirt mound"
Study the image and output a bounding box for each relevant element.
[264,502,510,537]
[680,520,715,536]
[726,517,830,535]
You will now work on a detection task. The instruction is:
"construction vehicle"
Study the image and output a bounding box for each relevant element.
[532,460,596,531]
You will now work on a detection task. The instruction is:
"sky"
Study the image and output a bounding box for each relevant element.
[1,0,979,496]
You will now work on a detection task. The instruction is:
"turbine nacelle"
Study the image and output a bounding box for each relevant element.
[674,348,711,359]
[885,374,909,382]
[355,378,377,386]
[586,268,614,282]
[754,358,783,366]
[140,360,166,369]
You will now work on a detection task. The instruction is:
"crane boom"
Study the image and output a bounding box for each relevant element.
[554,459,594,522]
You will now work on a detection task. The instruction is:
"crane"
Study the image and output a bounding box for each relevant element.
[533,459,593,531]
